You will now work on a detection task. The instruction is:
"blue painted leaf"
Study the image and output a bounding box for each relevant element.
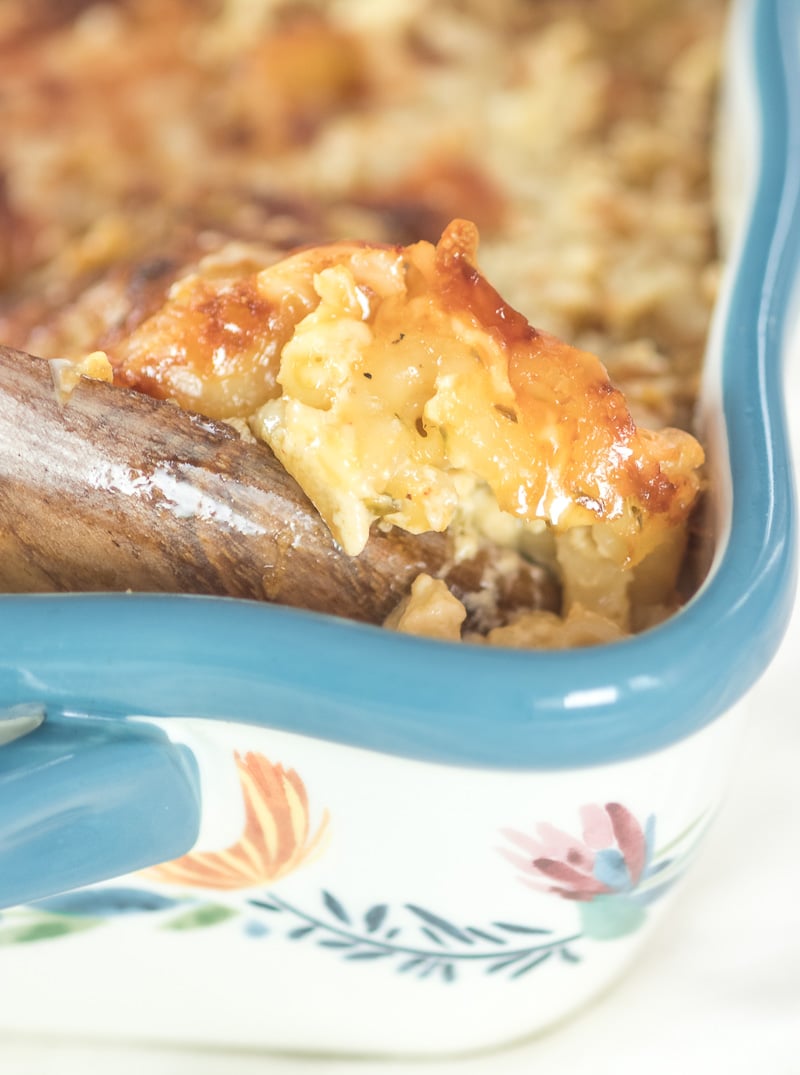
[248,899,282,912]
[288,924,316,940]
[397,957,425,974]
[31,888,180,917]
[467,926,506,944]
[418,960,439,979]
[364,904,388,933]
[345,949,393,960]
[406,904,473,944]
[559,946,581,963]
[592,848,630,891]
[640,858,672,881]
[384,927,401,940]
[632,878,679,906]
[509,951,553,978]
[485,953,527,974]
[440,962,456,983]
[322,890,350,924]
[318,939,354,949]
[421,926,445,947]
[493,922,551,935]
[243,920,270,938]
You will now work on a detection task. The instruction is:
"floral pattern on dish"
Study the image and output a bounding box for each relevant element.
[144,751,329,890]
[500,802,706,939]
[0,751,710,974]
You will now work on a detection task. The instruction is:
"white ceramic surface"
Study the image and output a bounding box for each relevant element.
[1,560,797,1071]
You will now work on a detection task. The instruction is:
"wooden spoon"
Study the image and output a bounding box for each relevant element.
[0,345,557,626]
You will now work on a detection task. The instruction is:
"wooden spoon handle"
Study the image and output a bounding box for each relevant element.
[0,345,558,626]
[0,345,463,623]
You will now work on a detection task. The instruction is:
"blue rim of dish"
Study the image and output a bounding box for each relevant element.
[0,0,797,771]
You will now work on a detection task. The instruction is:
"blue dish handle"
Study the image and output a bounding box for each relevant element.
[0,706,201,910]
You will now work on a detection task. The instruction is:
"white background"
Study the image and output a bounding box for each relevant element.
[2,330,799,1075]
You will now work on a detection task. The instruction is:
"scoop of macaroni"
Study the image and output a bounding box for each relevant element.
[109,219,703,575]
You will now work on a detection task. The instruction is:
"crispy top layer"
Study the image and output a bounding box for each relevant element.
[107,219,703,564]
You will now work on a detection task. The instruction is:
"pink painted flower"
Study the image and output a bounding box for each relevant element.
[500,803,654,902]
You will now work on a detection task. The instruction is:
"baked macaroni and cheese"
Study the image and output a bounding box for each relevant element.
[0,0,726,646]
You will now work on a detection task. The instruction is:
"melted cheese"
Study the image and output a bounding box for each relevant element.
[250,220,704,563]
[109,219,704,568]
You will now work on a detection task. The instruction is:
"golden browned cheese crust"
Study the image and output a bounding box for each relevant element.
[103,219,702,566]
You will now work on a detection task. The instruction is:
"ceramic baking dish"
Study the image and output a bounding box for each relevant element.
[0,0,797,1057]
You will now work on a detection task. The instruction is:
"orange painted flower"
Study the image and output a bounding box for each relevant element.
[146,752,329,890]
